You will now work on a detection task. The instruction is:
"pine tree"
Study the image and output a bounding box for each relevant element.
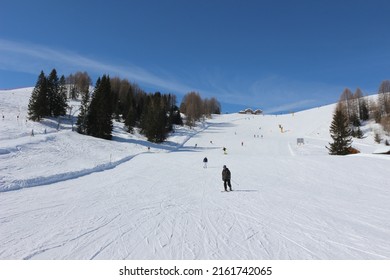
[359,98,369,121]
[169,105,183,126]
[86,75,113,140]
[55,75,68,116]
[124,102,136,133]
[355,126,364,139]
[140,93,169,143]
[28,71,48,121]
[76,90,90,134]
[45,69,68,117]
[47,69,59,116]
[327,107,353,155]
[350,113,361,127]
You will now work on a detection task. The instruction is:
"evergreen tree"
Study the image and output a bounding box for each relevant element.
[86,77,100,136]
[166,94,182,127]
[47,69,59,116]
[355,126,364,139]
[28,71,48,121]
[350,113,361,127]
[76,90,90,134]
[55,75,68,116]
[140,93,169,143]
[169,105,183,126]
[86,75,113,140]
[45,69,68,117]
[124,101,136,133]
[359,98,369,121]
[327,107,353,155]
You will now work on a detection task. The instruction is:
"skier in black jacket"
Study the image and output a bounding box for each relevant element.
[222,165,232,191]
[203,157,208,168]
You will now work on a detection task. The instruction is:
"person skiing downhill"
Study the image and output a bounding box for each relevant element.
[222,165,232,191]
[203,157,208,168]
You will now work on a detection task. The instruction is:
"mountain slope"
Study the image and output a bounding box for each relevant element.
[0,88,389,260]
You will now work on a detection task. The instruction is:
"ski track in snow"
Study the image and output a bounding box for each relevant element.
[1,89,390,260]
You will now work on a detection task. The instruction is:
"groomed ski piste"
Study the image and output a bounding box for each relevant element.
[1,88,389,260]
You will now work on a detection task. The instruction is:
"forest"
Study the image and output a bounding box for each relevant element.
[28,70,221,142]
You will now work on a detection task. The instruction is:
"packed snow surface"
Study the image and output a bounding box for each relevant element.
[0,88,389,260]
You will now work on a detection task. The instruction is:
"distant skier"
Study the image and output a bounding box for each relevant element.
[203,157,208,168]
[222,165,232,191]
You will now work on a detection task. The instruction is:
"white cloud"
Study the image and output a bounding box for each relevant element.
[0,38,195,94]
[0,38,343,112]
[247,75,343,112]
[264,99,317,114]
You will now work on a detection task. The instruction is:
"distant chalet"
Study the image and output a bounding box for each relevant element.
[239,108,263,115]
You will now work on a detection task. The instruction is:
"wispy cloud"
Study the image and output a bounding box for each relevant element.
[264,99,317,114]
[0,38,195,94]
[197,72,343,112]
[246,75,343,113]
[0,39,261,107]
[0,38,343,112]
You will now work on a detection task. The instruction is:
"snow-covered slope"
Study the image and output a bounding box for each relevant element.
[0,88,389,260]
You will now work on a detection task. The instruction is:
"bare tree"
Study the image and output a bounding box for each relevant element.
[65,74,76,99]
[353,88,363,119]
[180,92,203,127]
[381,115,390,134]
[75,71,91,94]
[354,88,369,121]
[66,71,91,99]
[204,97,221,116]
[369,99,382,123]
[339,88,354,123]
[378,80,390,116]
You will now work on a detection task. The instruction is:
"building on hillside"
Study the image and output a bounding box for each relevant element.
[239,108,263,115]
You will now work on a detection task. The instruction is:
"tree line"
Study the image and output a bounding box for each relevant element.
[328,80,390,155]
[76,75,184,142]
[28,70,221,143]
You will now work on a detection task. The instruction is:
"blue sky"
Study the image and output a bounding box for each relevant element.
[1,0,390,113]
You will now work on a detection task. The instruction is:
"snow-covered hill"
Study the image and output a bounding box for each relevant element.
[0,88,389,259]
